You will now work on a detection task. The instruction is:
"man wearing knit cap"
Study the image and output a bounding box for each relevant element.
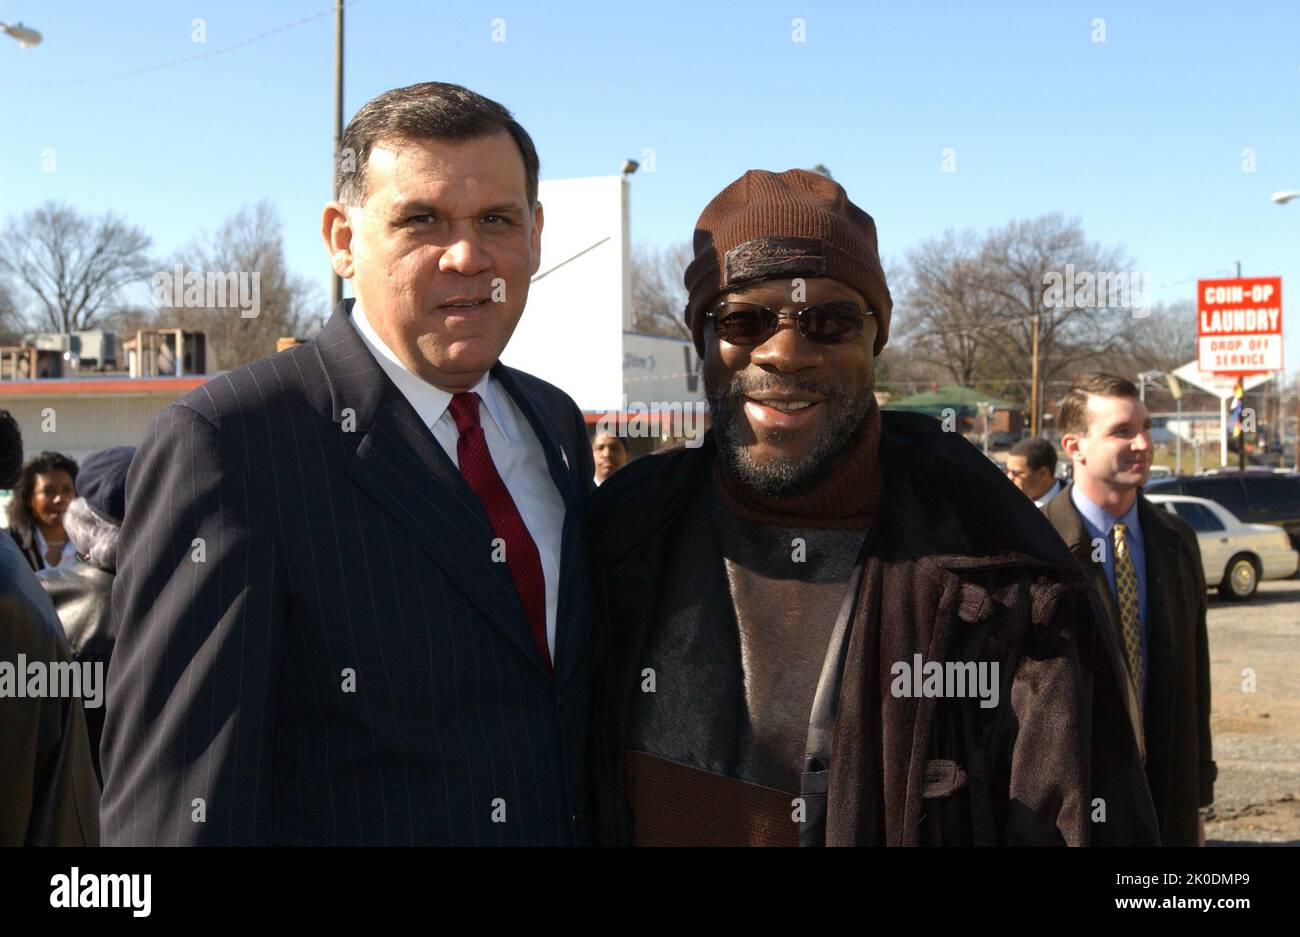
[588,169,1158,846]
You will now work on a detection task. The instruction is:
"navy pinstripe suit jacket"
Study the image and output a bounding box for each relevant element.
[100,301,596,845]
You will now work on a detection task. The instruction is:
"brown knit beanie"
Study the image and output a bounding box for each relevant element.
[683,169,892,357]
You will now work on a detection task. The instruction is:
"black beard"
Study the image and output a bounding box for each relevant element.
[706,371,874,498]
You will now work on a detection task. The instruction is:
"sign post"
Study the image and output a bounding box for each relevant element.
[1170,362,1273,468]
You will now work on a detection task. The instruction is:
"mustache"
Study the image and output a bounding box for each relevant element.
[717,373,847,400]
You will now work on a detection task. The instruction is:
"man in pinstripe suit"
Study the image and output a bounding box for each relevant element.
[100,83,596,845]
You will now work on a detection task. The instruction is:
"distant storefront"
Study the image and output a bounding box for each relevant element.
[0,376,209,465]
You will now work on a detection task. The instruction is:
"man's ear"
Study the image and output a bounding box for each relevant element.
[1060,431,1083,461]
[322,202,356,279]
[528,200,545,277]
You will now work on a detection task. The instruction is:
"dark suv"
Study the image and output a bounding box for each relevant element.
[1145,471,1300,550]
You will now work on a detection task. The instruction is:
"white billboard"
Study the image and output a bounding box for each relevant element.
[1171,361,1272,400]
[623,332,705,407]
[503,175,629,412]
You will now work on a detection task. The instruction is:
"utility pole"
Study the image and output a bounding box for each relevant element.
[332,0,345,310]
[1030,310,1040,436]
[1239,378,1247,472]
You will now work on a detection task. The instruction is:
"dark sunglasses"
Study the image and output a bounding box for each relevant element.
[705,299,872,346]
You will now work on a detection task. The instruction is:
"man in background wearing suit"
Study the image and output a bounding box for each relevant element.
[102,82,596,845]
[1043,373,1215,846]
[1005,436,1064,508]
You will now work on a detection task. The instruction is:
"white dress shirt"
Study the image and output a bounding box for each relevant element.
[351,301,567,658]
[35,527,78,567]
[1034,479,1064,508]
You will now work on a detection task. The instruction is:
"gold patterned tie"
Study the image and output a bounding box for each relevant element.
[1112,521,1144,700]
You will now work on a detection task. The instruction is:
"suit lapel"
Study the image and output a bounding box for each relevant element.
[315,301,550,675]
[1053,487,1126,638]
[492,364,592,689]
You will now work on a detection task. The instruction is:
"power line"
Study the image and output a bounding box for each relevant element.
[2,1,364,89]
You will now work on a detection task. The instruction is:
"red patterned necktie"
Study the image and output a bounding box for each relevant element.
[448,392,552,673]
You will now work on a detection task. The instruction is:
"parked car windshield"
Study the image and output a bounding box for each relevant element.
[1184,477,1249,518]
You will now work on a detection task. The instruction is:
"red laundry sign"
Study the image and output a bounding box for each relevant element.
[1196,277,1282,375]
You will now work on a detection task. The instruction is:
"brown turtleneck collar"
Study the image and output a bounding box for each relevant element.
[713,398,883,530]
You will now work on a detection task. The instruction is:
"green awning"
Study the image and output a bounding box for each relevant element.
[883,385,1022,419]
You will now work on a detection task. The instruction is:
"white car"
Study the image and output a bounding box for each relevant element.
[1147,494,1299,600]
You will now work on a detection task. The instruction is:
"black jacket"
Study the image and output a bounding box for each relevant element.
[589,414,1159,845]
[102,300,597,845]
[1043,485,1215,846]
[9,520,46,573]
[0,533,100,845]
[38,559,116,784]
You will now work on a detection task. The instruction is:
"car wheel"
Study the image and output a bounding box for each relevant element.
[1219,554,1259,601]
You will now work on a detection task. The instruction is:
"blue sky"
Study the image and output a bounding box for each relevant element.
[2,0,1298,374]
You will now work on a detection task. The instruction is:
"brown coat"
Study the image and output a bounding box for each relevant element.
[589,414,1159,845]
[1043,485,1216,846]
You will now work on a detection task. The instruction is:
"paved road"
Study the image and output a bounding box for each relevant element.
[1202,578,1300,845]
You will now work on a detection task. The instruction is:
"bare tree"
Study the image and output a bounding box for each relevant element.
[1112,300,1198,375]
[153,201,318,370]
[888,214,1141,428]
[893,229,1002,387]
[0,202,153,333]
[978,214,1135,424]
[0,279,24,343]
[629,241,693,339]
[102,304,160,341]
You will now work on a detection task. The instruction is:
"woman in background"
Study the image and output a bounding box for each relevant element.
[7,451,79,572]
[38,446,133,785]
